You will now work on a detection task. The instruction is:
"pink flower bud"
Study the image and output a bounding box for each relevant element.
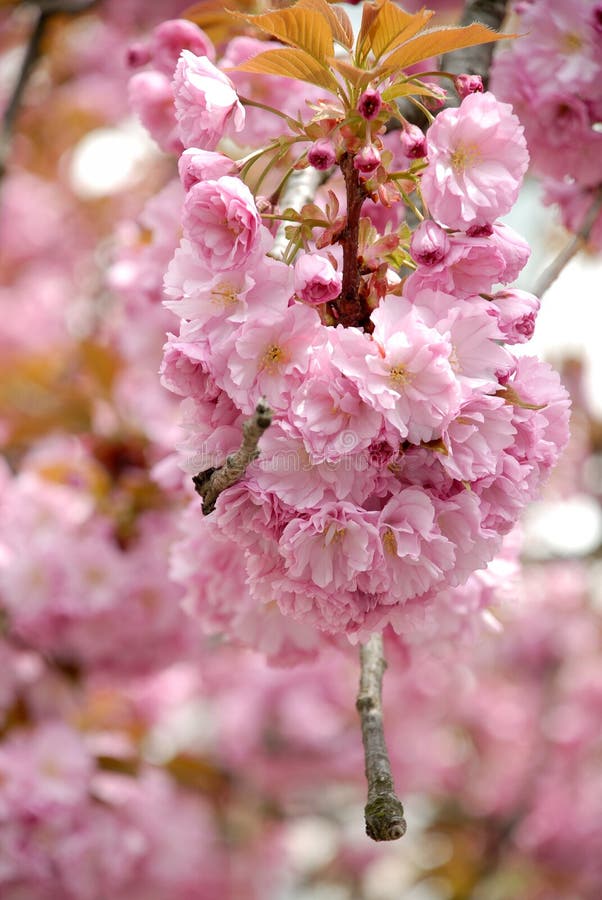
[467,222,493,237]
[422,81,447,110]
[151,19,215,75]
[173,51,244,151]
[128,71,180,153]
[308,139,336,171]
[353,145,381,177]
[126,42,151,69]
[454,74,484,100]
[593,5,602,33]
[178,148,236,191]
[357,89,382,120]
[490,289,540,344]
[294,252,341,305]
[410,220,450,266]
[400,124,427,159]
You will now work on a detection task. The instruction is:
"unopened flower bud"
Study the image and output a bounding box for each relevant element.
[357,89,382,120]
[400,124,427,158]
[126,42,151,68]
[308,139,336,171]
[178,148,236,191]
[490,289,540,344]
[422,81,447,110]
[151,19,215,75]
[593,5,602,33]
[294,252,342,305]
[454,74,484,100]
[410,220,450,266]
[467,222,493,237]
[353,145,381,177]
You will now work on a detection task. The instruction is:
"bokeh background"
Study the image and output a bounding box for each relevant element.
[1,2,601,898]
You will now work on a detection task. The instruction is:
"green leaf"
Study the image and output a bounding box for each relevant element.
[382,81,442,102]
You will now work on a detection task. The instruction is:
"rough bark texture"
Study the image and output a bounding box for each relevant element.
[270,167,325,262]
[534,188,602,298]
[193,400,273,515]
[0,0,98,180]
[357,633,407,842]
[392,0,509,128]
[336,152,367,327]
[441,0,509,87]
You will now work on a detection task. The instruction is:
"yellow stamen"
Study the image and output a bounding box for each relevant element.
[450,142,481,173]
[389,364,412,389]
[382,528,397,555]
[261,344,287,373]
[211,281,239,307]
[324,524,346,547]
[562,32,583,52]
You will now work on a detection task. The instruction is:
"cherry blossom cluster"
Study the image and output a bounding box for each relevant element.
[0,440,200,677]
[155,19,570,642]
[491,0,602,246]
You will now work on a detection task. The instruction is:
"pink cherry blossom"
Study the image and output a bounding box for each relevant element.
[178,147,237,190]
[164,237,292,327]
[222,304,323,413]
[377,488,456,602]
[294,252,342,305]
[173,50,245,149]
[308,139,337,171]
[151,19,215,75]
[421,91,529,230]
[489,289,540,344]
[332,297,461,443]
[182,176,262,272]
[290,352,383,462]
[279,503,380,591]
[410,220,450,266]
[128,70,180,153]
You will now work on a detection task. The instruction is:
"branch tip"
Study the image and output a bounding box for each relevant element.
[193,400,273,515]
[357,633,406,842]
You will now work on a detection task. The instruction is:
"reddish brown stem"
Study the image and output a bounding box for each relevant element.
[336,153,366,327]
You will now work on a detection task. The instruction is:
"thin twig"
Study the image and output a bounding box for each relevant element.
[0,4,49,179]
[356,633,406,842]
[0,0,98,180]
[534,188,602,299]
[192,400,273,515]
[269,167,325,262]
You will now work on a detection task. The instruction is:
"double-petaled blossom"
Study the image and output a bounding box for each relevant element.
[421,91,529,230]
[294,252,342,305]
[173,50,245,149]
[182,176,262,272]
[489,289,541,344]
[330,297,461,444]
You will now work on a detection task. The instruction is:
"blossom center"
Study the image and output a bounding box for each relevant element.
[211,281,239,307]
[450,142,481,173]
[324,524,346,546]
[389,364,412,389]
[382,527,397,555]
[449,344,460,373]
[562,32,583,52]
[261,344,288,373]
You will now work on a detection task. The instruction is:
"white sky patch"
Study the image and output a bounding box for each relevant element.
[69,120,157,198]
[523,495,602,558]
